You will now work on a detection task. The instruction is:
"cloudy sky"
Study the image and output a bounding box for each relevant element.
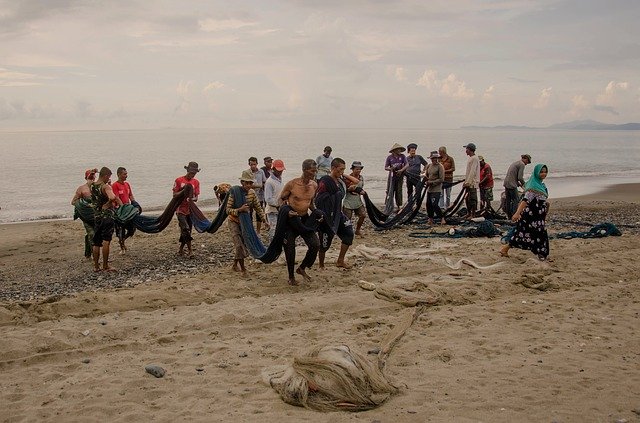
[1,0,639,130]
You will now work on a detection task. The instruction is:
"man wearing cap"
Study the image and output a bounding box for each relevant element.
[72,168,98,259]
[91,167,123,272]
[226,170,269,276]
[438,146,455,209]
[384,143,408,211]
[261,156,273,183]
[425,151,446,225]
[280,159,321,286]
[463,143,480,219]
[316,146,333,181]
[405,143,428,201]
[503,154,531,219]
[479,156,494,212]
[264,159,286,242]
[343,161,367,237]
[173,161,201,257]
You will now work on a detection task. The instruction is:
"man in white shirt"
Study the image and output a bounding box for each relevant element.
[463,142,480,219]
[263,159,286,242]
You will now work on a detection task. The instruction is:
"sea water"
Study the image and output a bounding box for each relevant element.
[0,128,639,223]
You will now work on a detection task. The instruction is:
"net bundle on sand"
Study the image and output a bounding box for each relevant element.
[262,304,430,412]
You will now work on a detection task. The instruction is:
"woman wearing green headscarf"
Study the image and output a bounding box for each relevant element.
[500,164,551,261]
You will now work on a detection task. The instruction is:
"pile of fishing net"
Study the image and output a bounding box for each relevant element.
[552,222,622,239]
[262,282,437,412]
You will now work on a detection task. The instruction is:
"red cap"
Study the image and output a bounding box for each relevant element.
[85,168,97,179]
[272,159,286,171]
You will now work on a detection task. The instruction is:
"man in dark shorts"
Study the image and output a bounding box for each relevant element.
[91,167,122,272]
[279,159,321,286]
[315,158,357,269]
[173,162,201,257]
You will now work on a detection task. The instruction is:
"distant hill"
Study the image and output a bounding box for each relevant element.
[461,120,640,130]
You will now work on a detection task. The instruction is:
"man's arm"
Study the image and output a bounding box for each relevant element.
[71,187,82,205]
[517,164,525,187]
[128,183,135,202]
[104,184,123,207]
[280,180,293,204]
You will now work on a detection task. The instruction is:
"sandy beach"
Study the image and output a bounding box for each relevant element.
[1,184,639,422]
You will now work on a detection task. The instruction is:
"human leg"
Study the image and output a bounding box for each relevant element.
[267,212,278,242]
[335,219,354,268]
[466,188,478,218]
[283,230,298,284]
[394,176,404,207]
[177,214,193,254]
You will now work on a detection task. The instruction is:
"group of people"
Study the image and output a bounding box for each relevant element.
[381,141,550,261]
[73,142,551,276]
[72,166,136,272]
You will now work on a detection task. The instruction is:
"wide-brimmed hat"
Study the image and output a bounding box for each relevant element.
[463,142,477,151]
[429,151,441,159]
[240,170,254,182]
[184,161,201,173]
[272,159,286,171]
[389,142,406,153]
[478,155,485,161]
[351,160,364,169]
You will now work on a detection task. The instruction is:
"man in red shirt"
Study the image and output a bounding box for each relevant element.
[111,167,136,254]
[479,156,494,212]
[173,162,201,257]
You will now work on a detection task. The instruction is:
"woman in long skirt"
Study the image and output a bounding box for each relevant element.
[500,164,551,261]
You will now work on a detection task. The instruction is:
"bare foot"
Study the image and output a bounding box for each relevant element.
[336,261,353,269]
[440,218,447,225]
[103,267,117,272]
[296,267,312,282]
[177,250,184,256]
[232,264,240,272]
[93,267,101,272]
[288,278,300,286]
[500,245,510,257]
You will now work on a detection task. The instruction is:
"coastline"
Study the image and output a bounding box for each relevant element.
[1,183,639,422]
[2,178,639,225]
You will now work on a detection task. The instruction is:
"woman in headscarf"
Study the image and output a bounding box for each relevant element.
[500,164,551,261]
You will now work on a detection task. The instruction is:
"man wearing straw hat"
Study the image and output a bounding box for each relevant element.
[172,161,201,258]
[384,142,408,211]
[226,170,269,276]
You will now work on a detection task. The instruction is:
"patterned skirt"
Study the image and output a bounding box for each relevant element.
[508,198,549,258]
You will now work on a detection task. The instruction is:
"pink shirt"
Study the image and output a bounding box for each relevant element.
[112,181,133,205]
[173,176,200,215]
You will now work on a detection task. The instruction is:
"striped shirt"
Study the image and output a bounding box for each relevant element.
[226,188,267,224]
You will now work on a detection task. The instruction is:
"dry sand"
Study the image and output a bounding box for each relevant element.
[1,184,639,422]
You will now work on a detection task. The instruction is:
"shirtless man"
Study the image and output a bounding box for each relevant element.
[72,168,98,259]
[91,167,123,271]
[279,159,321,286]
